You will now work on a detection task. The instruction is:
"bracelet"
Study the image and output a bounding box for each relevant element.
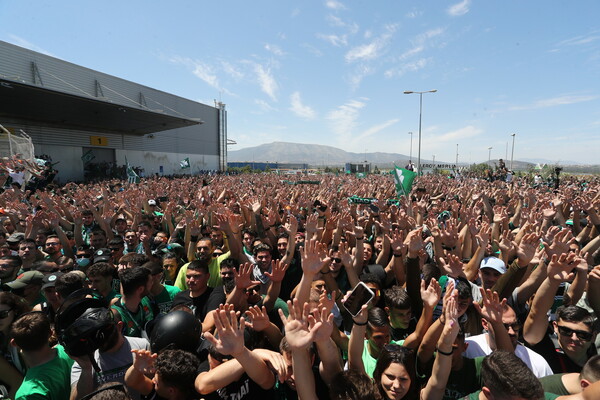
[190,235,198,242]
[356,237,364,240]
[353,320,368,326]
[436,347,454,356]
[393,253,402,257]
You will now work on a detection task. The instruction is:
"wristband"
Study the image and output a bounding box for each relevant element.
[190,235,198,242]
[393,253,402,257]
[353,320,368,326]
[436,347,454,356]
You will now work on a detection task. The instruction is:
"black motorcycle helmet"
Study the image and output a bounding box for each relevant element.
[150,311,201,354]
[55,297,115,357]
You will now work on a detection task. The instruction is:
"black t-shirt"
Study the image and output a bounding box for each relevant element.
[172,286,225,321]
[524,331,597,374]
[197,360,276,400]
[391,318,418,341]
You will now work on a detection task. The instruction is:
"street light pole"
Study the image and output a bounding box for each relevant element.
[408,132,413,161]
[456,144,459,166]
[404,89,437,176]
[488,147,493,163]
[510,133,516,170]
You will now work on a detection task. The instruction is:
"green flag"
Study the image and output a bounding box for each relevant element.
[126,157,140,184]
[81,150,95,164]
[180,157,190,169]
[391,165,416,197]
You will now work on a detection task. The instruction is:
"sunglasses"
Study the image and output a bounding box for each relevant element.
[332,258,342,263]
[557,325,593,341]
[503,322,522,332]
[0,309,13,319]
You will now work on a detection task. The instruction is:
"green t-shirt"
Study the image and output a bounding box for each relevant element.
[540,373,570,396]
[149,284,181,314]
[15,345,74,400]
[174,251,230,289]
[362,339,404,377]
[111,297,154,338]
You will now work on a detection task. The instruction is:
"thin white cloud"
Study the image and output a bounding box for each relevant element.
[316,33,348,47]
[254,99,277,112]
[509,95,598,111]
[447,0,471,17]
[384,58,430,78]
[436,125,482,142]
[353,119,400,142]
[555,31,600,47]
[301,43,323,57]
[325,0,346,11]
[221,61,244,80]
[253,63,278,101]
[348,65,373,89]
[170,56,235,96]
[289,92,316,119]
[327,15,359,34]
[265,43,284,56]
[405,9,422,19]
[327,99,367,140]
[7,34,55,56]
[345,25,396,63]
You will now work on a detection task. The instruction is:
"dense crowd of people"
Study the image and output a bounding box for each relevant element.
[1,166,600,400]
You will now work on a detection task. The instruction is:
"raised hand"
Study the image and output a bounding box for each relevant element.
[301,239,326,276]
[473,288,506,324]
[405,227,424,258]
[547,253,578,283]
[311,306,335,343]
[279,299,321,351]
[265,259,288,282]
[245,305,271,332]
[516,233,540,267]
[204,309,246,357]
[234,262,261,289]
[318,290,336,315]
[437,253,465,278]
[421,278,442,309]
[131,349,157,375]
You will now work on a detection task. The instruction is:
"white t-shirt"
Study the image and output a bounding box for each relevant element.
[464,333,553,378]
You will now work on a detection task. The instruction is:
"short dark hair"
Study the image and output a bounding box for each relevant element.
[480,351,543,399]
[55,272,85,298]
[11,312,51,351]
[361,273,382,289]
[556,305,595,331]
[581,355,600,383]
[87,262,116,279]
[329,369,380,400]
[384,286,411,310]
[118,267,151,296]
[220,258,239,270]
[252,243,272,257]
[455,276,473,299]
[367,307,390,333]
[142,261,163,275]
[155,349,199,397]
[118,253,149,268]
[187,260,209,274]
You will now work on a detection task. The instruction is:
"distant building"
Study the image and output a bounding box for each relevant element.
[0,40,226,182]
[345,162,371,173]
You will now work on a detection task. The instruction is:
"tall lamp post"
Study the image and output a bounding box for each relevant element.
[510,133,516,171]
[408,131,413,161]
[404,89,437,175]
[488,147,493,163]
[456,144,459,166]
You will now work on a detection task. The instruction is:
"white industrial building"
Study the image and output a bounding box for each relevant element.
[0,40,227,182]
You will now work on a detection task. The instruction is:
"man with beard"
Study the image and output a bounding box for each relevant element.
[171,260,225,330]
[143,261,181,315]
[67,304,150,400]
[111,266,154,338]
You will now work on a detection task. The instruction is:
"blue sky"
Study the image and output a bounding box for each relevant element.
[2,0,599,164]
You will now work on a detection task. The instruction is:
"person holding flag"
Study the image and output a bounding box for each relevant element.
[391,164,416,198]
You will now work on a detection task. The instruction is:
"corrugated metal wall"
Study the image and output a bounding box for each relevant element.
[0,40,221,156]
